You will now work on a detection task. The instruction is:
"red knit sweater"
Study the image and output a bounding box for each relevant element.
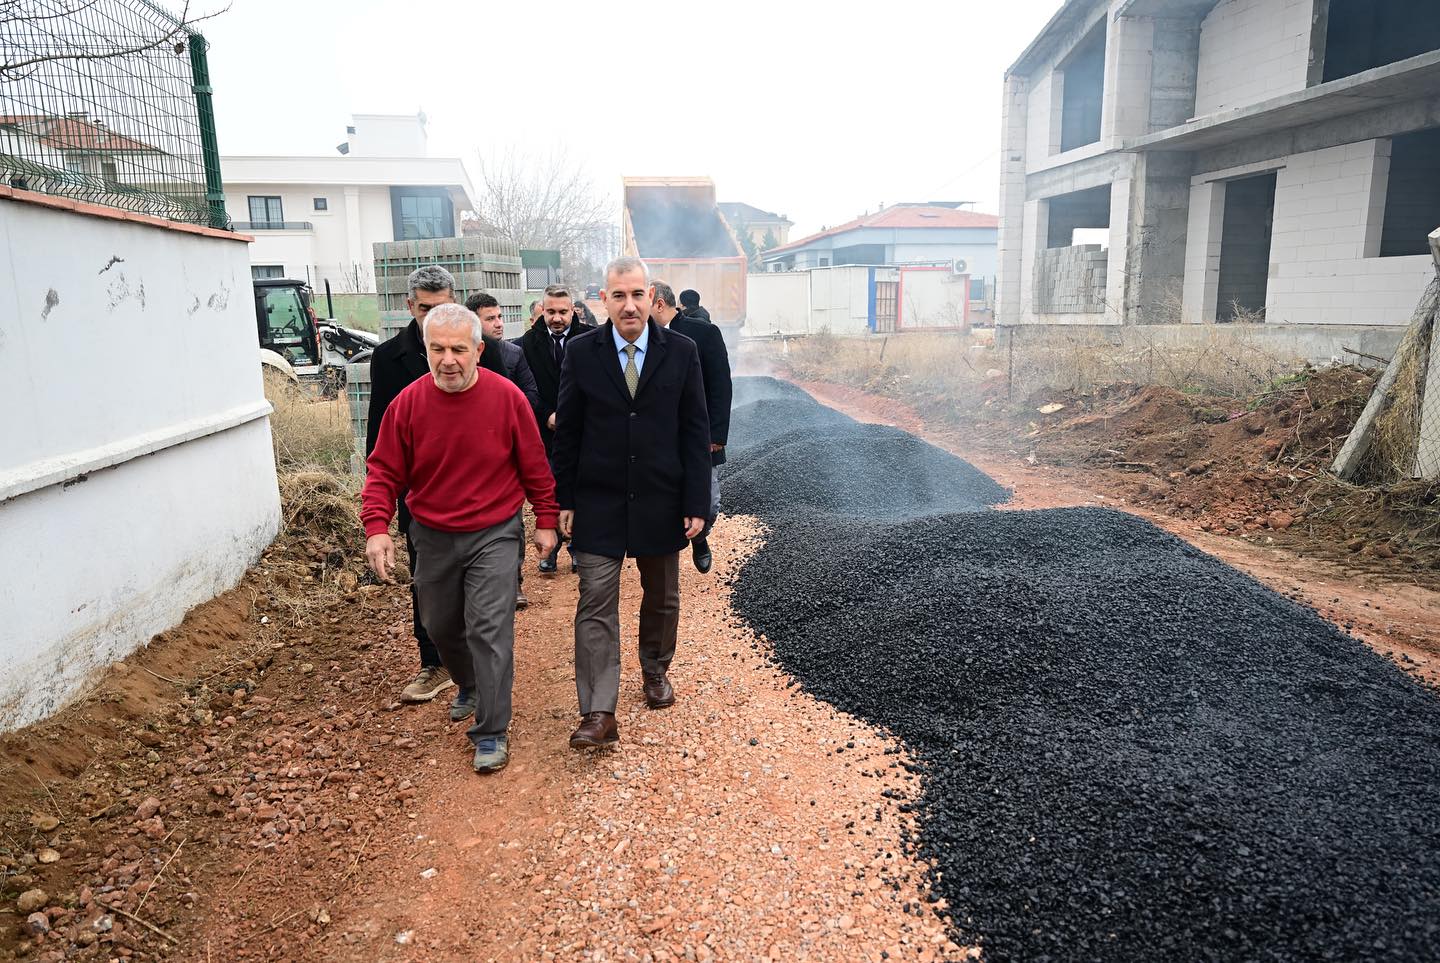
[361,369,559,537]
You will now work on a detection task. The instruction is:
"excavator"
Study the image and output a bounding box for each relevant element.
[254,278,376,396]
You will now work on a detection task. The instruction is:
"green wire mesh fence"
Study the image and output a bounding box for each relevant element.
[0,0,227,228]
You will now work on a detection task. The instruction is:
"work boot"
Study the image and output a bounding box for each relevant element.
[449,687,477,722]
[643,673,675,710]
[472,735,510,774]
[515,588,529,611]
[399,665,453,704]
[568,712,619,750]
[691,536,713,574]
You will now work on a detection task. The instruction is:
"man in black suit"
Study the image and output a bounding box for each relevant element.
[516,284,595,573]
[551,257,711,750]
[466,292,540,416]
[366,265,463,709]
[650,282,731,573]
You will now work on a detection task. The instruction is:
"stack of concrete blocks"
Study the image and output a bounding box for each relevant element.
[1034,245,1109,314]
[372,235,525,342]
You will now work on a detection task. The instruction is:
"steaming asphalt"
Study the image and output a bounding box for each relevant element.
[721,377,1440,962]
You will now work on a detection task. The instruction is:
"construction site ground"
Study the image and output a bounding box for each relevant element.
[1,356,1436,962]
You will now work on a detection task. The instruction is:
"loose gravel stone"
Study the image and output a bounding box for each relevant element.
[725,377,1440,963]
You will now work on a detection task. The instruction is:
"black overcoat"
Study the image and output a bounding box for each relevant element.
[551,319,711,558]
[669,314,732,465]
[515,315,594,453]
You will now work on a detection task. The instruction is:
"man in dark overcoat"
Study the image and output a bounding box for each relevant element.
[650,281,731,573]
[551,257,711,749]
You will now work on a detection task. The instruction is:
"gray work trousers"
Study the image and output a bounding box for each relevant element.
[408,516,521,742]
[573,551,680,715]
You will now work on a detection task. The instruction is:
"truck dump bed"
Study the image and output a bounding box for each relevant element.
[622,176,747,335]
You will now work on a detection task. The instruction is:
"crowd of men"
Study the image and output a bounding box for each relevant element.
[361,258,732,773]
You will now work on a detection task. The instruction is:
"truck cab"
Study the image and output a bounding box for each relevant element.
[254,278,322,376]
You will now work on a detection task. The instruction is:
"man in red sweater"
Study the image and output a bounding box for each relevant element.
[362,303,559,774]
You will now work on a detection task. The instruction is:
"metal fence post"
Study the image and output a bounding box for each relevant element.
[187,31,227,231]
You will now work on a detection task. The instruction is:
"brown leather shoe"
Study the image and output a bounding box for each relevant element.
[568,712,618,749]
[643,673,675,709]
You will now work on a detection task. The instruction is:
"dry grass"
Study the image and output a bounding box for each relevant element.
[264,369,356,475]
[785,324,1300,404]
[1006,324,1298,400]
[258,372,368,633]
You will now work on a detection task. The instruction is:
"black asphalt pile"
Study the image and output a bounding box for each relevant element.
[726,376,856,454]
[723,423,1008,520]
[723,378,1440,962]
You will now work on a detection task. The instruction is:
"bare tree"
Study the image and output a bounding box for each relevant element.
[1,0,228,79]
[465,148,615,280]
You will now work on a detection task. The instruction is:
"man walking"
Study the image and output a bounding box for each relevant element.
[367,265,460,707]
[467,292,540,416]
[678,288,711,323]
[516,284,595,573]
[362,303,559,773]
[651,282,732,573]
[552,257,711,750]
[467,291,541,610]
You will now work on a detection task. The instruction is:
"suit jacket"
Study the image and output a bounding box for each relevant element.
[551,319,711,558]
[669,314,732,466]
[366,320,431,530]
[493,337,540,417]
[516,316,594,453]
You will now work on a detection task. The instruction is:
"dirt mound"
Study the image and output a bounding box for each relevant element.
[1004,368,1439,572]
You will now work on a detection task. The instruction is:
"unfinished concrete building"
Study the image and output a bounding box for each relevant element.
[997,0,1440,351]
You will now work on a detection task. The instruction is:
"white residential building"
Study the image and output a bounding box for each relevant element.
[221,113,476,291]
[998,0,1440,340]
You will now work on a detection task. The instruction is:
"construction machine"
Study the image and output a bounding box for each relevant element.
[254,278,377,395]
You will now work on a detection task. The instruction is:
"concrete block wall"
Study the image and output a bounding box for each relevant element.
[1034,244,1110,314]
[1181,139,1435,325]
[1193,0,1313,116]
[1267,140,1433,324]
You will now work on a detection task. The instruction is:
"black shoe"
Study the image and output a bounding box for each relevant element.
[539,545,559,574]
[570,557,579,574]
[691,537,712,574]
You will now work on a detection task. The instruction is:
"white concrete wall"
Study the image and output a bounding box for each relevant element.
[746,272,810,336]
[1025,71,1060,169]
[0,197,281,731]
[809,266,872,335]
[223,182,394,290]
[1182,140,1435,325]
[899,269,970,328]
[1193,0,1313,116]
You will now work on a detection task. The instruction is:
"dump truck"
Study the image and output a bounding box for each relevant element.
[621,176,746,354]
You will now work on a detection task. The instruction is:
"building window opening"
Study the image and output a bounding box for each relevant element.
[1322,0,1440,84]
[1046,184,1111,248]
[313,197,328,211]
[1058,20,1106,153]
[1379,127,1440,258]
[1216,172,1277,322]
[251,265,285,280]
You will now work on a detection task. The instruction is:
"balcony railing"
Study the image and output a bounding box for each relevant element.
[233,221,313,231]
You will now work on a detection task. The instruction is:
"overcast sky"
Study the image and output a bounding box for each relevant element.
[200,0,1063,240]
